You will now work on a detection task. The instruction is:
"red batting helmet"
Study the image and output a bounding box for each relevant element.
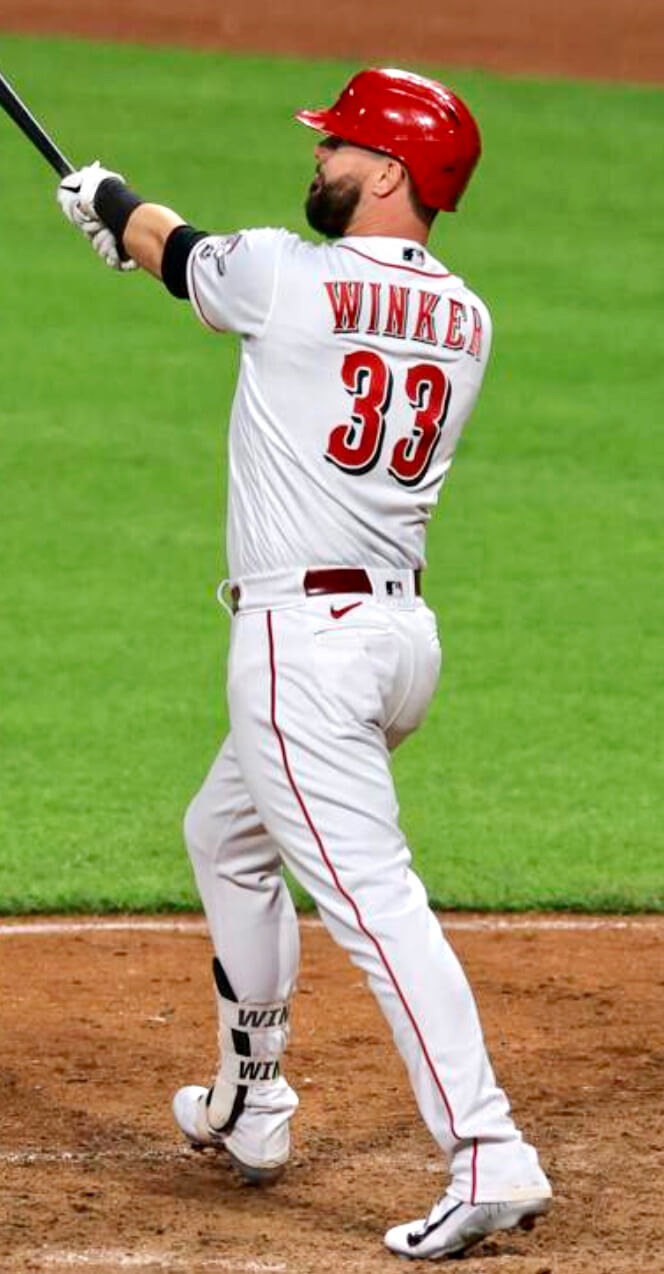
[295,67,481,213]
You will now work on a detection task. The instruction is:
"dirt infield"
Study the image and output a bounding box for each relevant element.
[2,0,663,84]
[2,915,663,1273]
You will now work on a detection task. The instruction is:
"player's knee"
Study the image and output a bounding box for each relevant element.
[183,791,214,861]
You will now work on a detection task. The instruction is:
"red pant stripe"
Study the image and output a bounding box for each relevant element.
[266,609,460,1143]
[471,1137,479,1203]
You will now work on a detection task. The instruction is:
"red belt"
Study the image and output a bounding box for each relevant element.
[230,567,421,613]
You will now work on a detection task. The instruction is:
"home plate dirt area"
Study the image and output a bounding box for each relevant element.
[1,914,663,1273]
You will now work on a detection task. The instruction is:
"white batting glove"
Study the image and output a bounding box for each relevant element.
[57,161,137,272]
[58,160,118,227]
[90,224,137,272]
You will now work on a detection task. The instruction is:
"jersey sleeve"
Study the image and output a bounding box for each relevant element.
[185,227,287,336]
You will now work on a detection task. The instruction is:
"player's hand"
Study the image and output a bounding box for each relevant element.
[90,224,138,272]
[57,161,137,272]
[58,160,119,225]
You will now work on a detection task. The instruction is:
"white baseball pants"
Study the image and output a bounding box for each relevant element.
[184,568,548,1202]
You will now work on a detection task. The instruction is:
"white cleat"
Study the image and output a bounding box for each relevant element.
[173,1085,215,1146]
[384,1190,552,1260]
[172,1082,295,1185]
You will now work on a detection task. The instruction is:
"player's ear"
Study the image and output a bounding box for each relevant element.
[373,157,407,201]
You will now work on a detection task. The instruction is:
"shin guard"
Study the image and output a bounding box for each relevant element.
[206,956,291,1135]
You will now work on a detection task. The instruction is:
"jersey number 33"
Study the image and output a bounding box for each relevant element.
[325,350,451,487]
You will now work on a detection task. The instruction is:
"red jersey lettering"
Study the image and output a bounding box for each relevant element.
[367,281,382,334]
[412,291,441,345]
[443,298,467,349]
[383,285,410,339]
[324,281,364,332]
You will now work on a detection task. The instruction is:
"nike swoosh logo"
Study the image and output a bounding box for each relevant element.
[407,1200,464,1247]
[329,601,364,620]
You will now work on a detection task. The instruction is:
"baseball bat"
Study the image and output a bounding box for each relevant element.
[0,68,74,177]
[0,67,131,261]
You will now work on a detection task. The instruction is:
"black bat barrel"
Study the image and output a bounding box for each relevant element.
[0,69,74,176]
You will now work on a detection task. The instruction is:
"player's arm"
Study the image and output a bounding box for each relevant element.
[96,179,213,292]
[122,205,216,301]
[56,162,207,287]
[119,203,184,278]
[57,161,283,329]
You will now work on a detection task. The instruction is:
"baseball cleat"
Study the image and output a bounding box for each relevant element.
[384,1190,552,1260]
[172,1083,293,1184]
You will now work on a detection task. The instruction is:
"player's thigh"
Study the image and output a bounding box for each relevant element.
[228,607,416,913]
[184,732,280,879]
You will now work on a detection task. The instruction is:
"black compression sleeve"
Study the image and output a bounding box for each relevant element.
[94,178,144,245]
[161,224,209,299]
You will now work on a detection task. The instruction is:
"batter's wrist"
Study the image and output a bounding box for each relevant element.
[94,177,144,248]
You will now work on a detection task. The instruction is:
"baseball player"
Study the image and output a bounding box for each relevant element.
[57,68,552,1259]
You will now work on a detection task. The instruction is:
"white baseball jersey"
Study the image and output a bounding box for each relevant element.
[186,230,492,580]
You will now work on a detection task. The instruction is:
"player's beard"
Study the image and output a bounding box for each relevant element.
[305,173,362,239]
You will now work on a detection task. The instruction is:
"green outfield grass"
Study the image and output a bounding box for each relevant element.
[0,34,662,911]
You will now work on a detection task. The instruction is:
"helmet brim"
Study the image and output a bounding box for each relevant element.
[294,108,336,133]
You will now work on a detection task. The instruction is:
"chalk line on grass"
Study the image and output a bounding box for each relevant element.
[0,915,662,938]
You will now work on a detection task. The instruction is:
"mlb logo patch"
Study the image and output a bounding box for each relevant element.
[403,246,425,266]
[386,580,404,597]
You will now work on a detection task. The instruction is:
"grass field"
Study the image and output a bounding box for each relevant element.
[1,34,662,911]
